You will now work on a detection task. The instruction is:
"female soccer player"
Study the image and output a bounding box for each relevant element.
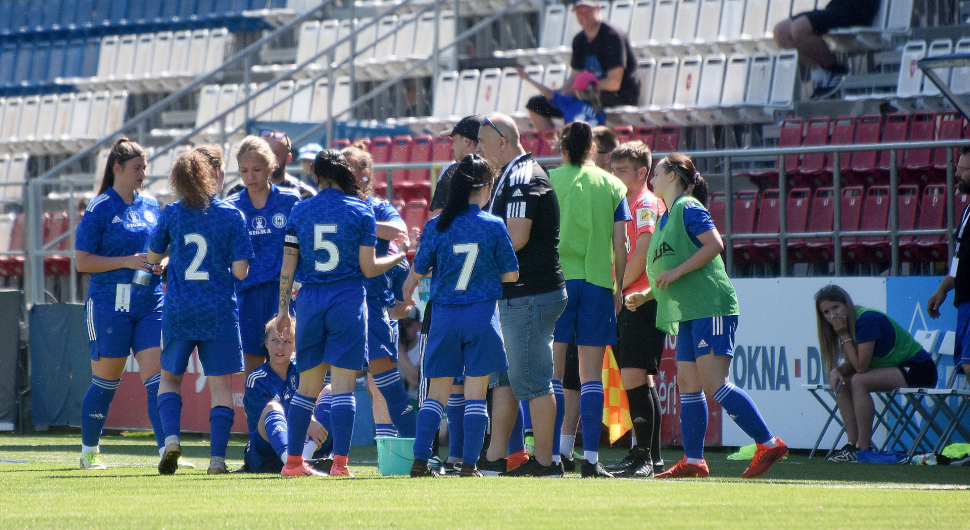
[75,138,166,469]
[225,136,302,374]
[548,121,630,478]
[277,149,408,478]
[815,285,937,462]
[243,316,329,473]
[403,154,520,478]
[342,142,416,438]
[147,151,253,475]
[625,153,787,479]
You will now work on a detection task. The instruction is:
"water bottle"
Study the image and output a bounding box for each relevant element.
[132,268,152,286]
[909,453,936,465]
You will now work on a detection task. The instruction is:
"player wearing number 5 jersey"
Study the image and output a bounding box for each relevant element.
[403,154,520,478]
[147,151,254,476]
[277,149,408,478]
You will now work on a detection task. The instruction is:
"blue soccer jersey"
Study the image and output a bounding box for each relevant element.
[364,196,405,302]
[243,360,299,434]
[149,198,254,341]
[386,259,410,307]
[225,184,301,292]
[414,205,519,305]
[285,188,378,285]
[76,189,163,307]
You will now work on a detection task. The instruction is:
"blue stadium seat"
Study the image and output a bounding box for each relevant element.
[108,0,130,26]
[47,41,67,82]
[178,0,199,22]
[0,44,16,86]
[159,0,180,23]
[29,41,50,84]
[126,1,149,25]
[42,0,63,30]
[13,42,34,85]
[59,1,78,30]
[63,39,87,78]
[80,37,101,78]
[0,1,13,37]
[11,0,29,33]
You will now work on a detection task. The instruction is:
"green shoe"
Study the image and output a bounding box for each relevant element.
[80,452,107,470]
[177,456,196,469]
[524,435,535,456]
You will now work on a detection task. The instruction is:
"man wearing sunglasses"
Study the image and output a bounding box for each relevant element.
[477,113,567,477]
[228,130,316,200]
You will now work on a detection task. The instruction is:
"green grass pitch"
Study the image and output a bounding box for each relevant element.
[1,432,968,529]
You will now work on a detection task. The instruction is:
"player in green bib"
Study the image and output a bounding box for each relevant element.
[815,285,937,462]
[625,153,787,479]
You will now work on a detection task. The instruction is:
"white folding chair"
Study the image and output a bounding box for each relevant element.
[432,71,460,119]
[673,54,702,107]
[497,67,523,114]
[769,50,798,106]
[913,331,970,455]
[897,41,927,98]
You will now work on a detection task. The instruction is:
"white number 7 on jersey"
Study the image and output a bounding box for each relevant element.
[452,243,479,291]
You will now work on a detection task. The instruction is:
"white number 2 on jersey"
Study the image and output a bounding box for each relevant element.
[184,233,209,281]
[452,243,479,291]
[314,224,339,272]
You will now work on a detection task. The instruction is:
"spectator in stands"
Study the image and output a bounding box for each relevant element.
[526,0,639,123]
[772,0,882,99]
[148,150,253,475]
[603,140,667,477]
[626,153,787,479]
[518,68,605,132]
[477,114,567,477]
[549,121,631,478]
[927,145,970,381]
[817,285,937,462]
[341,142,417,440]
[227,130,316,199]
[225,137,301,375]
[75,138,166,470]
[592,125,617,170]
[297,143,323,186]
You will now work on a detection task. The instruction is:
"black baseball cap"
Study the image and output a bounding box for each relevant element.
[447,115,483,143]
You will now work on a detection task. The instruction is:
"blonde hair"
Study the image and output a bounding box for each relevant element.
[236,135,277,173]
[814,285,858,373]
[341,142,374,195]
[264,315,296,342]
[169,151,216,210]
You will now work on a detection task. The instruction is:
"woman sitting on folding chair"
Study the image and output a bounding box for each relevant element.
[815,285,938,462]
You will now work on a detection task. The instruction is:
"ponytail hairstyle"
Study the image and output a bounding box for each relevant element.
[98,137,147,195]
[341,142,375,195]
[194,144,225,174]
[169,151,217,211]
[575,87,603,115]
[814,285,858,374]
[437,154,493,232]
[660,152,708,206]
[313,148,365,199]
[559,121,594,167]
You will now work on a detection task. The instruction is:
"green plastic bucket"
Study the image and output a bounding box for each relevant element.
[376,436,415,475]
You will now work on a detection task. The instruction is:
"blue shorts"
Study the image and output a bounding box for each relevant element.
[955,302,970,370]
[425,301,508,379]
[676,315,739,362]
[554,280,617,346]
[244,431,284,473]
[161,337,244,376]
[367,298,398,364]
[295,280,367,372]
[85,296,162,360]
[238,282,292,358]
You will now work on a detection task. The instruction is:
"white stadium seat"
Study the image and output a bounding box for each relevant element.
[475,68,502,115]
[97,36,119,80]
[18,96,40,143]
[672,0,700,44]
[114,34,137,80]
[651,57,679,108]
[673,54,702,107]
[741,0,769,39]
[271,80,295,121]
[897,40,927,98]
[718,0,745,42]
[629,0,654,46]
[649,0,677,45]
[515,64,545,115]
[744,53,774,105]
[290,79,314,122]
[433,71,460,119]
[543,63,568,92]
[769,50,798,106]
[454,69,481,118]
[695,0,723,44]
[922,39,953,96]
[497,67,524,114]
[636,58,657,108]
[608,1,635,37]
[696,54,727,107]
[721,54,751,106]
[950,38,970,96]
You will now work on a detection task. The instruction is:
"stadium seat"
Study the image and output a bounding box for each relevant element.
[3,153,26,204]
[744,53,773,106]
[914,184,947,262]
[872,113,911,184]
[0,213,14,276]
[673,55,702,108]
[635,58,657,109]
[404,198,428,234]
[628,0,654,46]
[717,0,744,42]
[289,79,313,122]
[370,136,393,190]
[783,187,812,259]
[747,188,781,264]
[794,117,830,189]
[409,134,433,184]
[475,68,502,115]
[654,126,679,153]
[497,67,523,114]
[543,63,568,93]
[539,3,567,49]
[608,0,634,36]
[432,71,459,119]
[18,95,40,144]
[613,125,634,145]
[729,190,759,264]
[385,134,414,198]
[649,0,676,46]
[790,187,836,264]
[848,114,883,186]
[749,117,801,189]
[672,0,700,44]
[513,64,544,118]
[44,211,74,276]
[0,213,25,277]
[0,155,9,201]
[694,0,722,45]
[330,138,351,150]
[719,54,750,107]
[633,126,655,149]
[897,41,927,98]
[453,69,481,119]
[901,111,937,185]
[708,191,726,234]
[845,186,891,263]
[838,186,865,249]
[520,130,541,156]
[650,57,678,109]
[897,185,921,262]
[826,115,857,182]
[537,129,559,158]
[950,38,970,96]
[432,135,453,163]
[695,54,726,109]
[932,112,966,175]
[769,51,798,108]
[922,39,953,97]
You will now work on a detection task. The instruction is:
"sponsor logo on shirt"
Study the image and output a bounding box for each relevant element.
[123,210,147,230]
[636,207,655,229]
[511,189,523,198]
[652,241,675,263]
[112,216,123,223]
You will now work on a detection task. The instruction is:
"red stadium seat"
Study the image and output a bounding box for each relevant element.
[654,126,680,153]
[791,187,837,263]
[389,135,414,191]
[634,126,655,150]
[827,116,856,182]
[784,188,812,259]
[520,130,541,155]
[914,184,947,262]
[748,189,781,264]
[849,114,883,186]
[902,112,937,184]
[708,192,726,235]
[0,213,26,277]
[432,135,454,163]
[613,125,634,145]
[845,186,890,263]
[409,134,434,201]
[538,129,559,158]
[730,190,759,264]
[404,198,428,234]
[873,114,910,185]
[897,185,921,262]
[796,117,830,187]
[933,112,966,174]
[44,211,74,276]
[750,118,802,189]
[370,136,393,191]
[330,138,351,150]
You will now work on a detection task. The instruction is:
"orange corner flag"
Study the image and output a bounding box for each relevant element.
[601,346,632,444]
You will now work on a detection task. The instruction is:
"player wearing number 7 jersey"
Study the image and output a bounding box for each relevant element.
[402,154,520,478]
[277,149,408,478]
[147,151,254,475]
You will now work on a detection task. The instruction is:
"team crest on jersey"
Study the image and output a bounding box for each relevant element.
[143,210,156,224]
[127,211,140,223]
[124,210,147,230]
[251,216,272,235]
[273,213,287,228]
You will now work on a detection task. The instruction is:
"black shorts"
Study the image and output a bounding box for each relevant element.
[900,357,938,388]
[563,343,581,391]
[614,301,665,374]
[797,0,881,34]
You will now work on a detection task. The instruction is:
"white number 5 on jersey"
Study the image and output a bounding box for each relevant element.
[314,224,340,272]
[453,243,479,291]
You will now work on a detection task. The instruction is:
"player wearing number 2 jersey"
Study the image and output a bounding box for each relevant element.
[147,151,254,476]
[403,154,520,478]
[276,149,408,478]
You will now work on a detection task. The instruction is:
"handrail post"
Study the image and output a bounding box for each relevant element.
[889,150,899,276]
[723,155,734,274]
[779,150,789,278]
[833,150,842,277]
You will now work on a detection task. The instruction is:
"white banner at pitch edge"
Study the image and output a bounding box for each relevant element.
[723,278,887,449]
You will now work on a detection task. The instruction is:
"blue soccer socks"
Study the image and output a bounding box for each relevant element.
[413,399,445,462]
[374,369,416,437]
[680,392,708,460]
[81,376,120,449]
[446,394,465,462]
[157,391,183,446]
[286,393,315,458]
[330,392,357,457]
[714,382,773,445]
[209,406,234,458]
[263,408,289,461]
[143,373,164,450]
[463,399,488,466]
[580,381,604,463]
